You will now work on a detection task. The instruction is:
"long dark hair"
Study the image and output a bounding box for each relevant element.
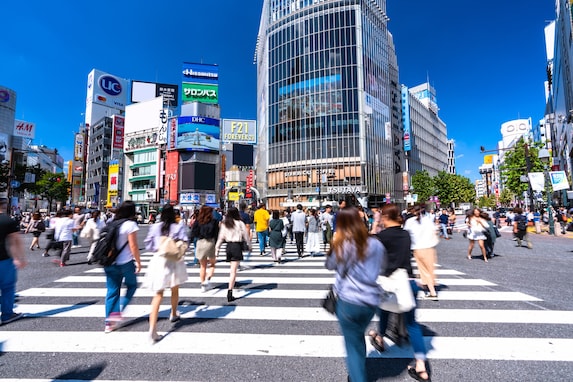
[160,204,176,235]
[223,207,241,229]
[115,201,136,221]
[330,207,368,262]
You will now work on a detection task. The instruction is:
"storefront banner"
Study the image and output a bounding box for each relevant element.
[550,171,570,191]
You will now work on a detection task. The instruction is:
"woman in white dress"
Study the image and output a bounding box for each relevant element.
[305,208,322,256]
[466,207,488,262]
[144,204,189,341]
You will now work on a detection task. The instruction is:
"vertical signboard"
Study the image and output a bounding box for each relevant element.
[112,115,125,149]
[401,85,412,152]
[74,133,85,161]
[107,160,119,207]
[168,117,178,150]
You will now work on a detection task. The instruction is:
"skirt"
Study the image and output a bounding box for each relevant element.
[195,238,216,261]
[143,253,188,293]
[226,242,244,262]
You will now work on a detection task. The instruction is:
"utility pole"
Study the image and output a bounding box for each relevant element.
[524,143,535,210]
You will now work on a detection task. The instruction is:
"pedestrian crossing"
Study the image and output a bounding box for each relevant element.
[2,238,573,381]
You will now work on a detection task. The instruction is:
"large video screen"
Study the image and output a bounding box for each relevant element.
[176,116,220,152]
[278,74,342,122]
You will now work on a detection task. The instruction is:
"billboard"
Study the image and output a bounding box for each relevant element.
[168,117,178,150]
[107,160,120,207]
[86,69,128,110]
[222,119,257,144]
[112,115,125,149]
[176,116,220,152]
[232,144,254,167]
[279,74,342,121]
[181,62,219,85]
[401,85,412,152]
[74,133,85,161]
[131,80,179,107]
[13,120,36,139]
[182,83,219,104]
[0,132,9,164]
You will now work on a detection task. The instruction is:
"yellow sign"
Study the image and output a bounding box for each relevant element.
[228,191,240,201]
[484,155,493,164]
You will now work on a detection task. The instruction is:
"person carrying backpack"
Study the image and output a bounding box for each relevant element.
[25,212,45,251]
[513,207,532,249]
[103,201,141,333]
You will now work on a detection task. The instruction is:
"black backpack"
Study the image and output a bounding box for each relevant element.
[516,218,527,232]
[90,219,129,266]
[36,220,46,232]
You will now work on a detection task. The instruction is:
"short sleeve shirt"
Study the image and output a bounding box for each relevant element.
[0,214,19,261]
[115,220,139,265]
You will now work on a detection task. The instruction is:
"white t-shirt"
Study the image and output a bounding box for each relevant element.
[115,220,139,265]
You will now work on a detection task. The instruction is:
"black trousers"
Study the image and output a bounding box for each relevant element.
[294,231,304,255]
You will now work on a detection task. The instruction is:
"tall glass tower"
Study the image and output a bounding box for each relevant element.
[256,0,400,209]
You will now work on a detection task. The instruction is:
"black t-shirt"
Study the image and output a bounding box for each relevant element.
[0,213,19,261]
[240,210,253,225]
[375,226,413,277]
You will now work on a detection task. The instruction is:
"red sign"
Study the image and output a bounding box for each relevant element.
[112,116,125,149]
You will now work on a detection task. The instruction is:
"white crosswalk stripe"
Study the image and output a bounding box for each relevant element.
[2,236,573,381]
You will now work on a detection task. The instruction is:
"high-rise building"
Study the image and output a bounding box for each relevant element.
[446,139,456,175]
[255,0,402,209]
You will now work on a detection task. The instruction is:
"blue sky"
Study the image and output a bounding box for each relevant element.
[0,0,555,181]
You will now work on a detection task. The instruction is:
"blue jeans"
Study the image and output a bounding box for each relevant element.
[72,231,79,246]
[104,260,137,318]
[336,298,376,382]
[0,258,17,321]
[377,280,427,360]
[440,223,448,238]
[257,230,269,253]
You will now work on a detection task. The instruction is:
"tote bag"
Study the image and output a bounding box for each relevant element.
[158,236,188,261]
[378,268,416,313]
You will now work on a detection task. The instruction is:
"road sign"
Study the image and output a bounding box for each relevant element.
[10,180,20,188]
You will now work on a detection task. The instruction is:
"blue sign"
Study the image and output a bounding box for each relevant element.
[10,180,20,188]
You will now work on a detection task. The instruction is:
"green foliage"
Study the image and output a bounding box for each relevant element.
[411,170,475,206]
[499,188,514,206]
[37,172,70,211]
[499,138,545,198]
[477,195,496,209]
[411,170,434,202]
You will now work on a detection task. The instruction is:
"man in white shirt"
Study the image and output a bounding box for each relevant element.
[320,205,334,246]
[54,209,76,267]
[291,204,307,258]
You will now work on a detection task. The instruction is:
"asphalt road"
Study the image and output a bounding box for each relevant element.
[1,222,572,382]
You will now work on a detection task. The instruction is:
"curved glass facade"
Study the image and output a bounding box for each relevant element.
[258,0,397,209]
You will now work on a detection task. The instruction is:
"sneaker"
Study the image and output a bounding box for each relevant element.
[42,253,50,257]
[201,284,207,293]
[2,312,23,325]
[527,242,533,249]
[104,321,115,333]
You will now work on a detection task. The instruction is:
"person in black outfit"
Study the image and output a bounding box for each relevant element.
[369,203,431,382]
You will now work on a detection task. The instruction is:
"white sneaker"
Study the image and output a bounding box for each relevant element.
[201,284,207,293]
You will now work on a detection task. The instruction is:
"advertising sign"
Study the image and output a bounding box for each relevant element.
[13,120,36,139]
[181,62,219,85]
[180,193,200,204]
[182,83,219,104]
[168,117,178,150]
[72,161,83,175]
[401,85,412,152]
[108,161,119,194]
[0,132,9,164]
[86,69,128,110]
[221,119,257,144]
[74,133,84,161]
[176,116,220,152]
[112,115,125,149]
[131,81,179,107]
[550,171,570,191]
[278,74,342,121]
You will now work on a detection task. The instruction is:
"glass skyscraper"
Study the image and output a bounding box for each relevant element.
[256,0,401,209]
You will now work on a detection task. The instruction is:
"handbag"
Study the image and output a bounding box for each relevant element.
[322,285,338,314]
[158,235,188,261]
[378,268,416,313]
[493,226,501,238]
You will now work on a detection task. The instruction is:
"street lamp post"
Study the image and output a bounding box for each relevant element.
[538,148,555,235]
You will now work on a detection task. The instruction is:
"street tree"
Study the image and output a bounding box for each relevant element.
[477,195,496,209]
[433,171,476,207]
[37,172,70,212]
[411,170,434,203]
[499,188,513,206]
[499,138,545,199]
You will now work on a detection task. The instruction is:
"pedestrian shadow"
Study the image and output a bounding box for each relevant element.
[50,362,106,380]
[26,300,99,318]
[163,303,238,339]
